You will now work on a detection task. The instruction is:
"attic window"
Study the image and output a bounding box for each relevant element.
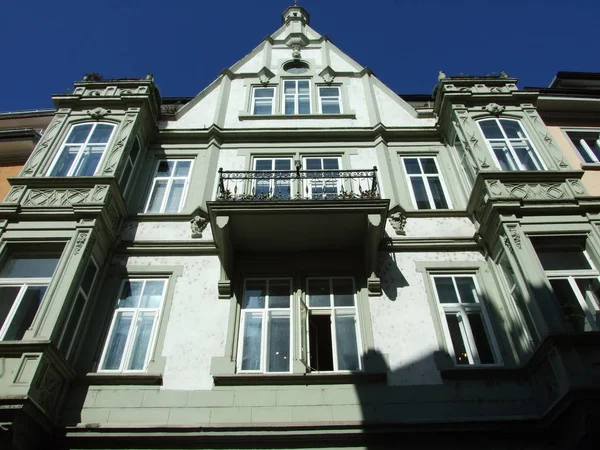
[283,61,309,74]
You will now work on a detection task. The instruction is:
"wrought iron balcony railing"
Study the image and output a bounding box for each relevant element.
[216,166,379,201]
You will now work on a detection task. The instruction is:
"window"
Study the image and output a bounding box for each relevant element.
[236,276,362,373]
[532,238,600,332]
[432,274,499,365]
[144,160,192,213]
[318,86,341,114]
[565,130,600,164]
[252,87,275,115]
[283,80,310,114]
[0,253,60,340]
[58,258,99,358]
[478,118,543,171]
[119,138,141,193]
[98,278,167,372]
[402,157,451,209]
[303,157,341,199]
[253,158,293,199]
[283,61,310,75]
[48,123,115,176]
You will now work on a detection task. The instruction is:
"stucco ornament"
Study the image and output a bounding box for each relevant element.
[257,67,275,86]
[87,107,111,119]
[389,212,407,235]
[319,67,336,84]
[484,103,505,115]
[191,215,209,238]
[291,44,301,59]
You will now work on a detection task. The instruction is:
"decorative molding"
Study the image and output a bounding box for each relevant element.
[389,212,407,235]
[484,103,505,115]
[190,215,209,238]
[73,231,89,255]
[367,275,381,297]
[291,44,301,59]
[508,225,522,249]
[319,66,336,84]
[21,114,67,177]
[31,360,64,416]
[4,185,27,204]
[257,67,275,85]
[22,188,92,207]
[523,109,569,168]
[87,107,111,119]
[218,280,232,299]
[102,115,135,174]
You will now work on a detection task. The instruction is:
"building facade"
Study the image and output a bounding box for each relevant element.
[0,5,599,450]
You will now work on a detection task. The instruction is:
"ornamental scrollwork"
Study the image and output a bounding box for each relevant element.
[23,188,91,207]
[21,114,67,177]
[31,361,64,416]
[103,116,135,174]
[73,231,89,255]
[191,215,209,238]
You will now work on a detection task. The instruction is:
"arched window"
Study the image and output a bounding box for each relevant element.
[48,123,116,176]
[477,118,543,171]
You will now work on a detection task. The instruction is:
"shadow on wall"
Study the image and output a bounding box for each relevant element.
[378,251,408,301]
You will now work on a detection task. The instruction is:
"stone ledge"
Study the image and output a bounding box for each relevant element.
[80,373,163,386]
[213,372,386,386]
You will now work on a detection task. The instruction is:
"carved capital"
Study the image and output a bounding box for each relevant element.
[190,215,209,238]
[389,212,407,235]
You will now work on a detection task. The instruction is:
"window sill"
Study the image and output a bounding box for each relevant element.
[213,372,386,386]
[238,113,356,121]
[405,209,468,218]
[80,373,163,386]
[132,213,191,222]
[581,163,600,171]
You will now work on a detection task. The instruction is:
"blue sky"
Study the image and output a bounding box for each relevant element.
[1,0,599,112]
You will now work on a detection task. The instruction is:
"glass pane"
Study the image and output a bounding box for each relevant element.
[583,137,600,161]
[335,311,360,370]
[493,145,515,170]
[129,140,140,163]
[421,158,438,174]
[156,160,173,176]
[241,312,262,370]
[59,292,86,353]
[455,277,478,303]
[332,279,354,306]
[255,159,273,171]
[513,144,540,170]
[1,256,59,278]
[575,278,600,312]
[3,286,46,340]
[403,158,421,174]
[254,88,274,98]
[284,97,295,114]
[321,101,340,114]
[308,279,330,307]
[174,161,191,177]
[267,312,290,372]
[410,178,430,209]
[73,146,103,176]
[268,280,291,308]
[298,81,309,94]
[533,243,591,271]
[101,312,133,370]
[434,278,459,303]
[80,262,98,295]
[0,286,21,331]
[479,120,503,139]
[255,179,271,196]
[118,281,143,308]
[243,281,266,309]
[298,97,310,114]
[89,124,114,143]
[549,279,591,332]
[283,81,296,94]
[500,120,525,139]
[428,177,448,209]
[274,159,291,170]
[323,158,339,170]
[445,313,469,365]
[253,102,272,115]
[570,136,595,163]
[319,87,339,97]
[120,163,133,189]
[66,124,93,143]
[140,280,165,308]
[127,311,156,370]
[467,313,495,364]
[165,180,185,213]
[50,147,78,176]
[299,299,308,367]
[305,158,322,170]
[146,180,168,213]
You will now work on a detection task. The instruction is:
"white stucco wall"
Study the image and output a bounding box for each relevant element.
[401,217,476,238]
[329,50,359,72]
[120,221,214,242]
[165,84,221,130]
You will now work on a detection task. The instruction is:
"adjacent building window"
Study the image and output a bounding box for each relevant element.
[318,86,341,114]
[253,158,293,199]
[48,123,116,176]
[98,278,167,372]
[303,156,342,199]
[283,80,310,114]
[431,274,499,365]
[0,253,60,340]
[119,138,141,194]
[532,238,600,332]
[236,276,362,373]
[565,130,600,164]
[252,87,275,115]
[144,160,192,213]
[478,118,544,171]
[402,157,451,209]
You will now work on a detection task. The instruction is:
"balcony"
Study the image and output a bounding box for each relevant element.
[206,166,389,297]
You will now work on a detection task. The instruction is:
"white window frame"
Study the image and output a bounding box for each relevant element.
[251,86,276,115]
[565,130,600,164]
[401,156,452,210]
[144,159,193,213]
[119,138,141,194]
[47,122,116,177]
[0,253,60,341]
[318,86,341,114]
[58,257,99,358]
[431,274,502,366]
[236,278,293,374]
[477,118,545,171]
[302,156,343,199]
[98,278,167,373]
[533,239,600,332]
[282,79,311,115]
[305,277,362,372]
[252,157,294,199]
